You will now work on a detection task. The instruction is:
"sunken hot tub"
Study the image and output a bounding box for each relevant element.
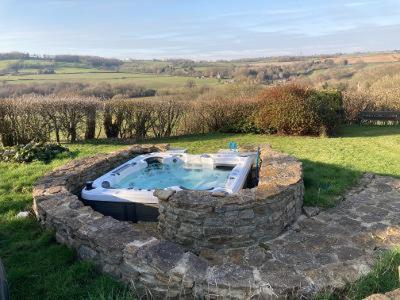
[33,144,304,298]
[81,149,255,222]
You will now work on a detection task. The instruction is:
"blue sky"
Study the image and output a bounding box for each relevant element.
[0,0,399,60]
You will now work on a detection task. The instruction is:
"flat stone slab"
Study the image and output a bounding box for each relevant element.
[256,174,400,296]
[364,288,400,299]
[302,206,320,218]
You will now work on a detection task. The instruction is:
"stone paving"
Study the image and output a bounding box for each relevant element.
[365,288,400,299]
[251,173,400,297]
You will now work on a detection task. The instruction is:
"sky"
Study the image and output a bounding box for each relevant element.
[0,0,400,60]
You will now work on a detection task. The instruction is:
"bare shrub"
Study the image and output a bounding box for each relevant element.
[150,96,187,138]
[343,90,376,122]
[103,97,187,140]
[103,99,125,138]
[343,71,400,122]
[195,91,230,132]
[84,103,98,140]
[0,96,51,146]
[368,74,400,110]
[0,95,100,145]
[40,95,100,142]
[186,85,260,134]
[0,82,156,100]
[120,100,156,140]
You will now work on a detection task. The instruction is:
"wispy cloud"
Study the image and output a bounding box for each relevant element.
[0,0,399,59]
[344,1,377,7]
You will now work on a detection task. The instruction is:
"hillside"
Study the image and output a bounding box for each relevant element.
[0,51,400,96]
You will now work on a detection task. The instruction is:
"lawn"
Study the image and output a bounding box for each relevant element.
[160,125,400,207]
[0,125,399,299]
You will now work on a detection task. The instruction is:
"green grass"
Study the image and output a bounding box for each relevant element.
[0,60,16,69]
[157,125,400,207]
[0,125,399,299]
[55,67,113,74]
[344,249,400,298]
[0,58,221,88]
[315,248,400,299]
[0,144,130,300]
[1,72,220,88]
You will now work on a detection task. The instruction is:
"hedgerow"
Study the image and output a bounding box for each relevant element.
[255,84,343,135]
[0,84,347,146]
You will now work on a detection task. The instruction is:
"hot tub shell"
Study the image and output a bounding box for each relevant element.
[81,149,255,221]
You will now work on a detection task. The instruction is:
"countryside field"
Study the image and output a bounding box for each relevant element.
[1,51,400,91]
[1,125,400,299]
[0,72,220,89]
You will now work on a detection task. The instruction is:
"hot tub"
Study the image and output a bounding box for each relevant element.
[81,149,255,221]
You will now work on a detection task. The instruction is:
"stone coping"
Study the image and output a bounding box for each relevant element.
[32,144,308,298]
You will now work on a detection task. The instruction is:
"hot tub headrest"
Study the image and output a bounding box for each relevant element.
[144,157,164,165]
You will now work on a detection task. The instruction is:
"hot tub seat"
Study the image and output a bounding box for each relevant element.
[81,150,256,221]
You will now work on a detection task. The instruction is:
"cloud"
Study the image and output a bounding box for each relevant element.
[1,0,399,59]
[344,1,377,7]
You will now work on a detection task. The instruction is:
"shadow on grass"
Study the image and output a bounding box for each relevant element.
[74,125,400,147]
[337,124,400,138]
[302,158,398,208]
[301,159,361,208]
[76,132,236,146]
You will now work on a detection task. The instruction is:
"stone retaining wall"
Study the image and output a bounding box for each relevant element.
[32,144,304,299]
[157,145,304,255]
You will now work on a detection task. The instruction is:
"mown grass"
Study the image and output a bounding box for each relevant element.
[0,144,132,300]
[156,125,400,207]
[0,125,399,299]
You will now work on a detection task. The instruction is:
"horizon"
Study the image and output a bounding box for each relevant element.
[1,49,400,62]
[1,0,400,60]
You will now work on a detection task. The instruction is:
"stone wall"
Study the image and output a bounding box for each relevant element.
[157,145,304,254]
[32,144,304,299]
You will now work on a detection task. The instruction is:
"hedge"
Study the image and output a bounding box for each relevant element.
[255,84,343,135]
[0,85,345,146]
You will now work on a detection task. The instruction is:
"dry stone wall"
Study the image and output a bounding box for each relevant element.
[32,144,304,299]
[157,145,304,254]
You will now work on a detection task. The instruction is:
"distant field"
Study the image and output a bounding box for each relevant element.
[55,67,112,74]
[0,72,220,88]
[1,51,400,90]
[332,52,400,64]
[0,60,16,68]
[0,58,220,88]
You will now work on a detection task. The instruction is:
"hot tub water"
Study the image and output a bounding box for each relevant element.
[115,162,232,191]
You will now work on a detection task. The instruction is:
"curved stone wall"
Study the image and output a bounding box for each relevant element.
[32,144,304,299]
[157,146,304,254]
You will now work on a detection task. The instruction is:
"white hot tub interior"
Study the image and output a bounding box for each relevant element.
[81,149,255,204]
